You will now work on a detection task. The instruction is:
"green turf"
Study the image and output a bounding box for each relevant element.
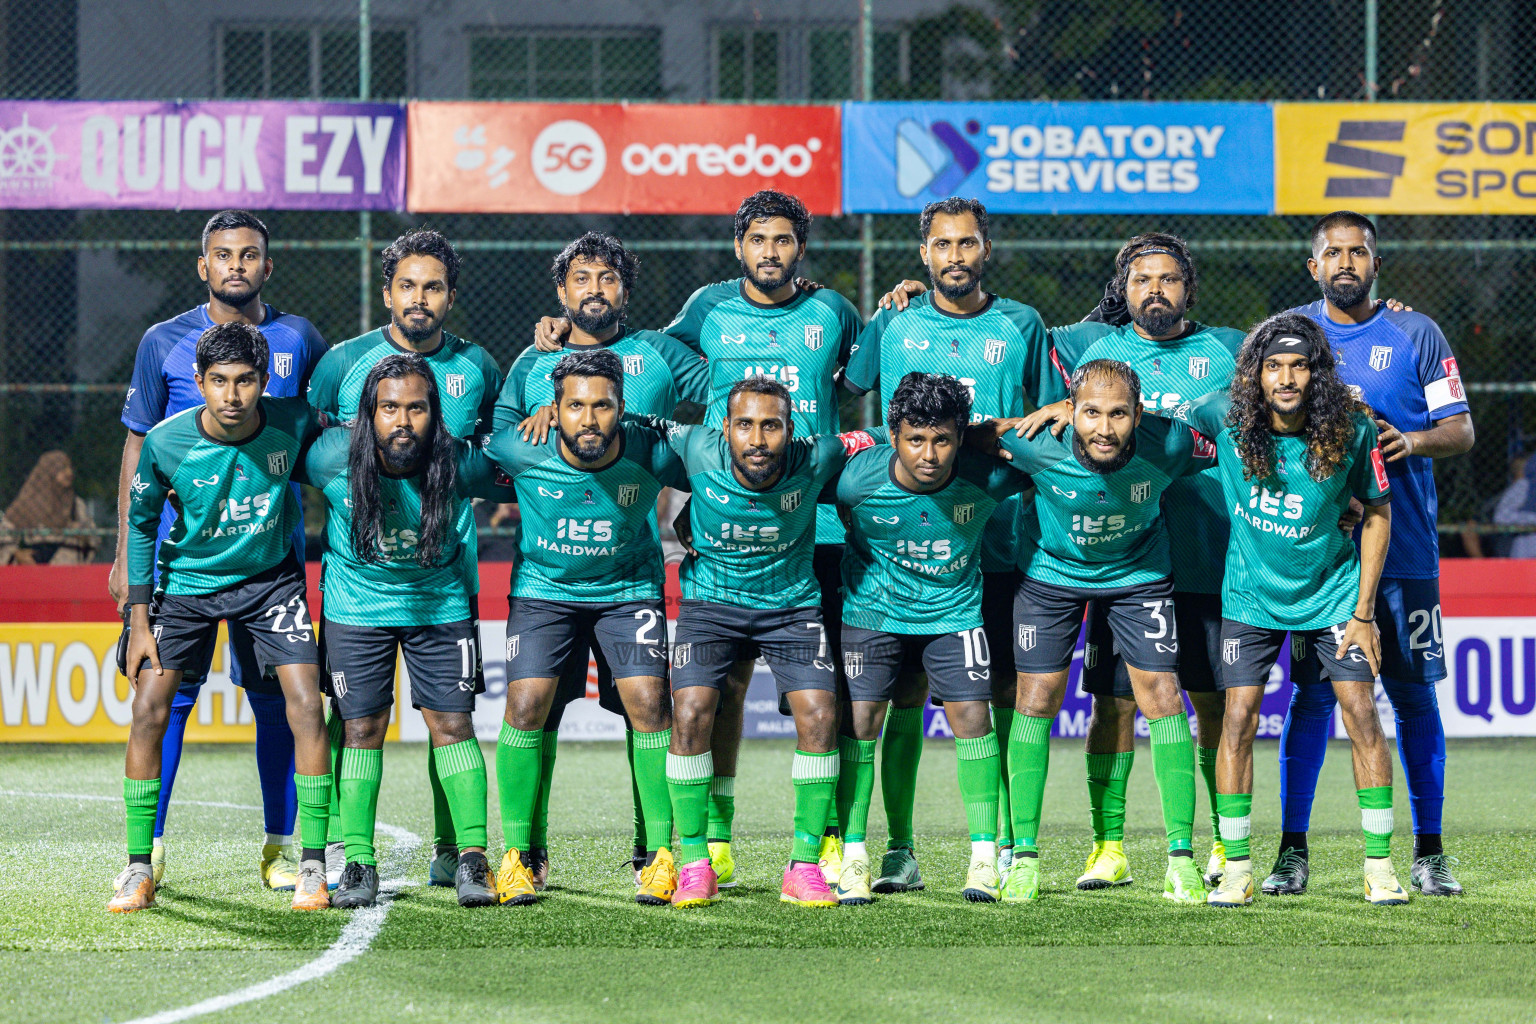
[1,738,1532,1023]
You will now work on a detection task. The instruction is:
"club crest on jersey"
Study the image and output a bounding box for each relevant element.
[616,484,640,507]
[1188,357,1209,379]
[266,451,289,476]
[781,490,802,512]
[1018,625,1036,652]
[623,354,644,375]
[804,325,823,351]
[506,635,520,659]
[952,503,975,525]
[843,651,863,679]
[1223,639,1240,665]
[673,643,691,669]
[445,373,467,398]
[331,671,347,697]
[1291,635,1307,662]
[984,338,1006,365]
[273,352,293,378]
[1369,346,1392,371]
[1130,481,1152,504]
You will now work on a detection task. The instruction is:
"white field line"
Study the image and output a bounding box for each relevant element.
[0,789,422,1024]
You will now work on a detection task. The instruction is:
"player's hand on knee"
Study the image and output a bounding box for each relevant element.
[518,404,557,444]
[1017,399,1072,439]
[125,608,162,682]
[1339,617,1381,677]
[878,279,927,311]
[534,315,570,352]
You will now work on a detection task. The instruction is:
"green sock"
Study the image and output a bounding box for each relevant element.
[993,707,1015,846]
[496,723,543,851]
[1085,750,1134,842]
[627,727,647,851]
[1148,713,1197,853]
[325,707,344,844]
[1217,792,1253,860]
[881,706,923,849]
[427,741,456,849]
[791,750,839,862]
[666,751,714,866]
[631,728,673,853]
[1007,714,1053,853]
[339,747,383,866]
[1197,744,1220,842]
[530,729,557,849]
[433,739,488,852]
[123,777,161,857]
[293,772,333,853]
[1358,785,1394,858]
[954,732,1000,842]
[707,776,735,843]
[836,736,877,843]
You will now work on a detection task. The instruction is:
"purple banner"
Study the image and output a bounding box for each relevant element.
[0,100,405,210]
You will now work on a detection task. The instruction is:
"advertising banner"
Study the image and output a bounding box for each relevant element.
[1274,102,1536,215]
[841,100,1273,214]
[0,100,406,210]
[408,101,840,215]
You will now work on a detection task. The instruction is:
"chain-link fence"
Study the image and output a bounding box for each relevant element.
[3,0,1534,559]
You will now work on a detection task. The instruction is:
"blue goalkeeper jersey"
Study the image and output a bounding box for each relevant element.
[122,303,329,568]
[1292,300,1469,580]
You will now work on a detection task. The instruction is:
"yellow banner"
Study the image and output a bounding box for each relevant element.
[1275,102,1536,214]
[0,623,400,742]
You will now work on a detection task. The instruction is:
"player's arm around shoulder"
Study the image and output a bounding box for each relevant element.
[305,339,361,418]
[456,437,519,503]
[1138,414,1217,477]
[844,300,905,396]
[295,424,349,491]
[494,346,543,432]
[1349,410,1393,507]
[662,279,736,352]
[1171,390,1231,443]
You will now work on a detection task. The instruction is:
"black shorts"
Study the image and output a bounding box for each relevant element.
[1014,576,1180,675]
[982,570,1021,698]
[136,554,318,677]
[1218,618,1376,690]
[673,601,836,701]
[841,624,993,704]
[324,618,478,719]
[1082,591,1224,698]
[506,597,668,683]
[815,544,845,688]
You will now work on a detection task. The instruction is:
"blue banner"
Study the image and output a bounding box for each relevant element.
[842,101,1273,215]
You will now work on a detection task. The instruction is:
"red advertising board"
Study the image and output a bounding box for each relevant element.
[407,102,840,215]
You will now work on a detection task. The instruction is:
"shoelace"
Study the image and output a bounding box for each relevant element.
[1272,849,1308,878]
[1418,853,1460,882]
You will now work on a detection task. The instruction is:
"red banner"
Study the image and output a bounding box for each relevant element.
[407,102,840,215]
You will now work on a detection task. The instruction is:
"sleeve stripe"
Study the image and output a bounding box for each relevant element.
[1424,375,1467,415]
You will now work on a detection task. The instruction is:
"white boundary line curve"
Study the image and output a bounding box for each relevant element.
[0,788,422,1024]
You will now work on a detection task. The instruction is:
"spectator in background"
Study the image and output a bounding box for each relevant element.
[1490,454,1536,558]
[0,451,97,565]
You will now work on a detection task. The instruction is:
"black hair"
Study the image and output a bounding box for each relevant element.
[734,190,811,246]
[195,321,268,375]
[1310,210,1378,256]
[201,210,269,254]
[887,372,972,434]
[348,353,457,568]
[550,348,624,403]
[1069,359,1142,406]
[919,197,989,243]
[382,229,462,291]
[551,232,640,293]
[1112,232,1198,307]
[1228,312,1363,482]
[726,375,793,422]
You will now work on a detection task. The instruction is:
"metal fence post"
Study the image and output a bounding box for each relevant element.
[858,0,877,426]
[358,0,373,337]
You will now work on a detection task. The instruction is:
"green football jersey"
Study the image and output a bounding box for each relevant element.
[307,327,502,437]
[493,326,710,430]
[844,291,1055,574]
[127,397,322,599]
[1173,392,1391,631]
[663,278,863,545]
[481,421,686,603]
[1050,320,1244,594]
[302,428,516,627]
[999,417,1214,589]
[664,423,863,609]
[837,446,1029,634]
